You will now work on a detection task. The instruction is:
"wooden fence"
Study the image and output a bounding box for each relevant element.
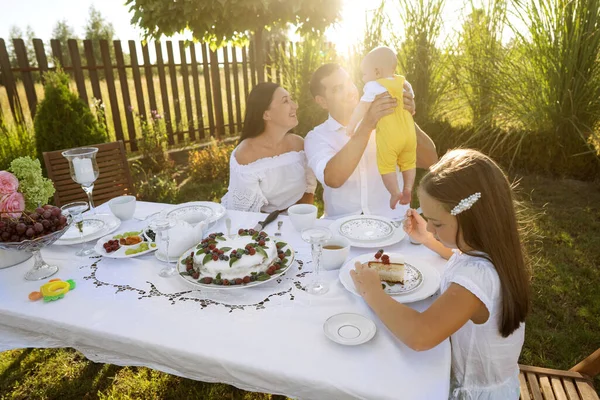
[0,38,292,151]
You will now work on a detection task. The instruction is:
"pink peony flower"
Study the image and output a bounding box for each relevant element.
[0,171,19,195]
[0,192,25,218]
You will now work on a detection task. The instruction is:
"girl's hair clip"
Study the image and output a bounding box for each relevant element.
[450,192,481,216]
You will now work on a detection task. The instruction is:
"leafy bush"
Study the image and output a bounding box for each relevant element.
[132,165,179,204]
[0,118,37,171]
[34,69,106,156]
[188,138,235,182]
[133,109,174,174]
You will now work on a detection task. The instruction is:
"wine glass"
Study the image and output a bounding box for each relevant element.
[301,226,332,295]
[62,147,99,214]
[61,201,95,257]
[149,216,177,277]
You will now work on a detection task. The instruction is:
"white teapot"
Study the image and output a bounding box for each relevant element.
[155,218,207,260]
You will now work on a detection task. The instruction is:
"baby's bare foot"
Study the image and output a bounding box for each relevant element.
[400,189,412,205]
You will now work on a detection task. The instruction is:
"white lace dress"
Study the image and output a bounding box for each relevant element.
[441,251,525,400]
[221,148,317,213]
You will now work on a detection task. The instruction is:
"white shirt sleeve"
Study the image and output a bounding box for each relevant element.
[305,162,318,194]
[404,80,415,97]
[360,81,389,102]
[447,258,499,315]
[304,130,337,187]
[221,157,268,213]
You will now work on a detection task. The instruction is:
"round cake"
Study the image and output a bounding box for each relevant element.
[184,229,290,285]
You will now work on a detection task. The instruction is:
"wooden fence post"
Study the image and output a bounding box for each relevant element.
[13,38,37,118]
[201,43,216,137]
[209,47,225,139]
[154,41,174,145]
[166,41,182,142]
[114,40,137,150]
[100,40,124,143]
[0,39,24,122]
[189,44,206,139]
[179,41,195,141]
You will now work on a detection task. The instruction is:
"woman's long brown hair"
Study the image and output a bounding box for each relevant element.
[420,149,530,337]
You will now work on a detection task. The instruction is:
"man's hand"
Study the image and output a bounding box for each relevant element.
[403,81,416,115]
[359,93,397,133]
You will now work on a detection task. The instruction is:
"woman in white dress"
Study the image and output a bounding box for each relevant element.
[221,82,317,213]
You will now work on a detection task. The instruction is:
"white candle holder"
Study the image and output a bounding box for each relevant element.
[62,147,99,214]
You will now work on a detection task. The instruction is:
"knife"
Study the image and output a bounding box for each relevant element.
[253,210,281,231]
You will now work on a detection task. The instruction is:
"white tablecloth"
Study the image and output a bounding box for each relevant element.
[0,201,451,400]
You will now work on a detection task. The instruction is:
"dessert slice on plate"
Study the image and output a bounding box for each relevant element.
[364,250,405,284]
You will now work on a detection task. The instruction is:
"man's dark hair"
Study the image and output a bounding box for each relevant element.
[309,63,342,98]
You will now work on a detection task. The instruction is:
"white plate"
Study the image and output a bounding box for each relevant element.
[329,215,405,248]
[339,253,441,303]
[343,253,424,295]
[60,218,106,240]
[176,241,295,290]
[323,313,377,346]
[339,216,394,242]
[94,230,157,258]
[165,201,226,227]
[54,214,121,246]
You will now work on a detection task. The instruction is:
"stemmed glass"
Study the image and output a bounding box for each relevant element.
[301,226,332,295]
[61,201,95,256]
[62,147,99,214]
[149,216,177,277]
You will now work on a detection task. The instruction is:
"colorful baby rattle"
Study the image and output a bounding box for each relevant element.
[28,278,76,302]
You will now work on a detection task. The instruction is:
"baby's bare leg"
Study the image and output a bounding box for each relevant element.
[400,168,416,205]
[382,172,402,210]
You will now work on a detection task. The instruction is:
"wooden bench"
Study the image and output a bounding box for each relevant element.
[43,141,135,207]
[519,348,599,400]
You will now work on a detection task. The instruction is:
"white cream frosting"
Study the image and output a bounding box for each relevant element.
[193,235,277,280]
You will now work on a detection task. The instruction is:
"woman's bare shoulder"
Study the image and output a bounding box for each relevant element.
[234,140,256,165]
[286,134,305,151]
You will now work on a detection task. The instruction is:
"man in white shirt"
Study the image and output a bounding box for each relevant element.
[304,63,438,219]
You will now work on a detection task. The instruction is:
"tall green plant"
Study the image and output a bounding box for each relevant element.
[275,34,337,135]
[395,0,448,124]
[452,1,506,131]
[503,0,600,177]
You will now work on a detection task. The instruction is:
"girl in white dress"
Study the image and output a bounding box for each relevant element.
[221,82,317,213]
[351,149,530,400]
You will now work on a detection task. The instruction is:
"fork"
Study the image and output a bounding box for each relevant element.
[391,207,422,228]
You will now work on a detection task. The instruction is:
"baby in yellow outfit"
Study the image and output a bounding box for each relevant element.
[347,46,416,209]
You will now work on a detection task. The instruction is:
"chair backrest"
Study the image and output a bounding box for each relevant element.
[43,141,136,207]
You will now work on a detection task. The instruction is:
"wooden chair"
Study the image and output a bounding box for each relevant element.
[43,141,136,207]
[519,348,600,400]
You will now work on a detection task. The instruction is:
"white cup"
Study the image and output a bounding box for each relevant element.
[108,195,136,220]
[287,204,317,232]
[321,236,351,270]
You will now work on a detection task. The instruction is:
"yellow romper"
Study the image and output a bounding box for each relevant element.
[374,75,416,175]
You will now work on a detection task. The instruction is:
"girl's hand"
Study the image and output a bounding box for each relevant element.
[350,261,384,298]
[403,208,430,243]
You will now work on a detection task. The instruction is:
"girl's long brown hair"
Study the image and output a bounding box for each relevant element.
[421,149,530,337]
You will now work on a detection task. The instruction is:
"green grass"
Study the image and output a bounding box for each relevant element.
[1,174,599,398]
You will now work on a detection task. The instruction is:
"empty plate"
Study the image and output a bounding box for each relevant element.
[323,313,377,346]
[60,218,106,240]
[339,216,394,242]
[165,201,226,226]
